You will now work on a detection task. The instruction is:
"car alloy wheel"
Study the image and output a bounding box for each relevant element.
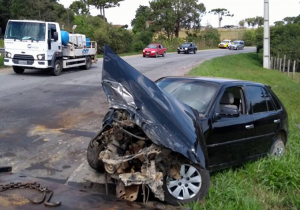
[166,164,202,200]
[270,139,285,157]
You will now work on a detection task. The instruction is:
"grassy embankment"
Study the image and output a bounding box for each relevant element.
[187,53,300,210]
[0,39,4,68]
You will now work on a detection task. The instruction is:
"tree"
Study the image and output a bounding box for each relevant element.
[88,0,124,21]
[283,17,296,24]
[150,0,206,39]
[70,0,89,15]
[239,20,245,28]
[274,21,284,26]
[256,16,264,27]
[245,17,255,28]
[131,6,152,34]
[209,8,233,28]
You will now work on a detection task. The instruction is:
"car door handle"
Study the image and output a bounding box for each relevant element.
[245,124,254,129]
[274,119,281,124]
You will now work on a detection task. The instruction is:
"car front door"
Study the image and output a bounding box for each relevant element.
[158,45,162,55]
[207,85,255,169]
[245,85,281,155]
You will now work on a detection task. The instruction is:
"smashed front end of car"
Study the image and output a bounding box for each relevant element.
[88,46,208,203]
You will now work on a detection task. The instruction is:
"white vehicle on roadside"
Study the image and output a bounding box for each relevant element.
[4,20,97,76]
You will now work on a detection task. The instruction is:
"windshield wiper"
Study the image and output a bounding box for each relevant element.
[22,37,39,42]
[8,36,22,41]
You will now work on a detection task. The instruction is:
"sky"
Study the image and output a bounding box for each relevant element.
[59,0,300,28]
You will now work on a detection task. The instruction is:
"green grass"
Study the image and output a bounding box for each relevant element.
[187,53,300,210]
[0,39,3,48]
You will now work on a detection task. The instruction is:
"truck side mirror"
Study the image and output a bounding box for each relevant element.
[53,32,58,42]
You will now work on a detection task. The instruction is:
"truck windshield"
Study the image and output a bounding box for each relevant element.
[5,21,46,41]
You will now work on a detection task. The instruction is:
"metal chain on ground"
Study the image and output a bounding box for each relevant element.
[0,182,61,207]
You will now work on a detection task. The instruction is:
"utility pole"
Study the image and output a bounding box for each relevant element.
[263,0,270,69]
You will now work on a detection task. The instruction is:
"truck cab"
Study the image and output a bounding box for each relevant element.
[4,20,96,76]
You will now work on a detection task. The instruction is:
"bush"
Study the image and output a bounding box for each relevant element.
[243,29,256,46]
[132,40,145,52]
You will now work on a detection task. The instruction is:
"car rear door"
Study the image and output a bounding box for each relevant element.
[245,85,281,155]
[207,85,255,168]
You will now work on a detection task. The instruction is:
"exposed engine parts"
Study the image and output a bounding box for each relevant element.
[91,110,185,202]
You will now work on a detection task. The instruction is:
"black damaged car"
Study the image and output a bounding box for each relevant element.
[178,42,197,54]
[87,46,289,206]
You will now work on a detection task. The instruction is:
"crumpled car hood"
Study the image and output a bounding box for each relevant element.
[101,45,207,168]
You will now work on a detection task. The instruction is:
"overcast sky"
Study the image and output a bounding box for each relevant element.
[60,0,300,28]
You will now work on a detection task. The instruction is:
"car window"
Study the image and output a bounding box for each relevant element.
[246,86,268,113]
[156,79,219,113]
[261,87,275,111]
[218,86,246,115]
[268,89,282,110]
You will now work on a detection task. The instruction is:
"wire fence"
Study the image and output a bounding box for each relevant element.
[270,55,300,84]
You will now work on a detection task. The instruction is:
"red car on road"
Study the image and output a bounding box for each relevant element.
[143,43,167,58]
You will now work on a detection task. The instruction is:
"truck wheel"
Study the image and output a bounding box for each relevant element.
[80,57,92,70]
[163,162,210,206]
[51,59,63,76]
[87,137,105,172]
[13,66,25,74]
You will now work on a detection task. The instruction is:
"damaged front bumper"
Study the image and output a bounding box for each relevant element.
[88,45,209,203]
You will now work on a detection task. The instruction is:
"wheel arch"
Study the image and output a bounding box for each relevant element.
[274,130,287,145]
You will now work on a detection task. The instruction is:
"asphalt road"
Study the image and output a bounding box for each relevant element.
[0,47,255,184]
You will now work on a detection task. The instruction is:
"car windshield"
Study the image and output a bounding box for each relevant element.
[221,41,229,43]
[5,21,46,41]
[234,41,240,44]
[181,44,190,47]
[156,79,218,113]
[147,44,158,49]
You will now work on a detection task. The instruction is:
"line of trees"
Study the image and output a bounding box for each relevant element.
[255,15,300,65]
[239,16,264,28]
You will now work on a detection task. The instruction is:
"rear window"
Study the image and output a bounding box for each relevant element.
[246,86,268,113]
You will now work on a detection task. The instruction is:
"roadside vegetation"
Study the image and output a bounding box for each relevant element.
[187,53,300,210]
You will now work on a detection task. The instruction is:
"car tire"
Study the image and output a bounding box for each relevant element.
[162,51,166,57]
[194,49,196,54]
[80,57,92,70]
[270,139,285,157]
[155,53,158,58]
[87,137,105,172]
[178,52,180,54]
[163,162,210,206]
[143,55,146,57]
[13,66,25,74]
[50,59,63,76]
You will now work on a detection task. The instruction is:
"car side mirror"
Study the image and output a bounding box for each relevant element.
[53,32,58,41]
[214,107,240,120]
[220,107,240,118]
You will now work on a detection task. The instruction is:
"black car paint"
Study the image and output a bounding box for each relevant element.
[101,46,288,172]
[102,45,207,168]
[178,43,197,54]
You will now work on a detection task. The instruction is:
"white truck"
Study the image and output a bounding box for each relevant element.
[4,20,97,76]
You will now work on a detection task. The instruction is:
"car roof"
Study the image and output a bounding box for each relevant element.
[157,76,264,86]
[149,43,161,46]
